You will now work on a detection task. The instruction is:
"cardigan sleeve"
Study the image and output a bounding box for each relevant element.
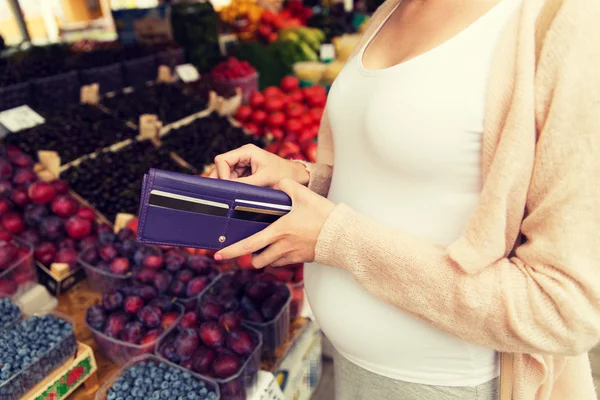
[313,2,600,356]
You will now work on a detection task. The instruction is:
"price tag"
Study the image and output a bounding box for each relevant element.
[175,64,201,83]
[320,44,336,62]
[255,371,285,400]
[0,106,45,133]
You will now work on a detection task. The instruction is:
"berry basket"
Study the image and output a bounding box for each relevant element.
[80,63,124,94]
[174,266,222,312]
[212,72,259,105]
[123,56,157,88]
[0,237,36,298]
[80,256,132,293]
[0,296,22,331]
[32,71,80,110]
[0,82,32,112]
[156,48,185,69]
[0,312,77,400]
[87,302,184,366]
[157,326,262,400]
[95,354,220,400]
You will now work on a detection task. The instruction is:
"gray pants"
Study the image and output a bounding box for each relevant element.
[334,350,500,400]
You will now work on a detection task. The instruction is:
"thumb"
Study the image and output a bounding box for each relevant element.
[274,177,301,199]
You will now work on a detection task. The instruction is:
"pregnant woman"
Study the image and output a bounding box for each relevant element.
[210,0,600,398]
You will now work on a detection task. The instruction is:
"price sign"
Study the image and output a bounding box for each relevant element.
[175,64,201,83]
[0,106,45,134]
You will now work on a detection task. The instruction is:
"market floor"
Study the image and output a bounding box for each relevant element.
[312,345,600,399]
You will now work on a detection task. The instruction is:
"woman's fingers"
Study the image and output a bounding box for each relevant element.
[251,242,288,269]
[216,224,280,260]
[214,147,253,180]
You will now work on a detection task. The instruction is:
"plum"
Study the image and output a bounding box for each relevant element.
[186,276,208,298]
[23,204,48,227]
[261,292,288,320]
[34,242,57,265]
[0,181,12,196]
[175,328,200,358]
[78,235,98,250]
[39,216,64,240]
[0,198,11,216]
[212,353,242,378]
[0,159,13,180]
[20,230,39,246]
[199,321,225,348]
[161,342,181,363]
[138,305,162,329]
[117,228,135,241]
[27,181,56,205]
[50,179,69,195]
[165,251,186,272]
[119,239,137,257]
[245,280,274,302]
[180,311,198,329]
[12,168,36,186]
[123,295,144,314]
[0,241,18,270]
[198,300,224,321]
[120,321,143,344]
[161,311,179,329]
[104,312,128,337]
[76,206,96,221]
[57,237,76,249]
[55,248,77,269]
[219,312,242,331]
[51,195,78,218]
[226,330,255,356]
[137,285,158,302]
[149,297,173,313]
[191,346,216,374]
[153,271,170,293]
[133,267,156,284]
[10,153,33,168]
[0,230,12,242]
[110,257,130,275]
[144,254,164,269]
[99,244,118,261]
[65,216,92,239]
[98,230,116,244]
[140,328,162,345]
[217,293,240,312]
[1,212,25,234]
[102,290,124,311]
[186,256,212,273]
[176,269,194,284]
[10,187,29,208]
[86,305,108,330]
[169,280,187,297]
[80,246,98,264]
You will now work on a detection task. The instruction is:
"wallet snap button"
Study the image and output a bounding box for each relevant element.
[218,235,226,243]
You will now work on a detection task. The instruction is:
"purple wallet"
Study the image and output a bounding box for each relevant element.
[137,168,292,250]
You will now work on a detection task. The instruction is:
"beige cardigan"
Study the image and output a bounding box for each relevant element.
[306,0,600,398]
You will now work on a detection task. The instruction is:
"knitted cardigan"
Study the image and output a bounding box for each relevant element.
[305,0,600,398]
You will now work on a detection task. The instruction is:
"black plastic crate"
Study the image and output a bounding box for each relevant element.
[32,71,80,110]
[0,82,32,112]
[80,63,124,94]
[123,55,157,88]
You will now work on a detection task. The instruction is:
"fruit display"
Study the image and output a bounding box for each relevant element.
[251,263,304,320]
[0,313,77,400]
[101,83,210,126]
[98,355,219,400]
[210,58,259,104]
[307,3,358,41]
[276,27,325,62]
[0,297,21,330]
[3,104,137,164]
[85,288,183,365]
[219,0,264,41]
[279,1,314,26]
[60,140,191,222]
[203,270,291,356]
[233,77,323,161]
[0,237,35,298]
[160,113,263,171]
[293,61,327,84]
[158,300,261,399]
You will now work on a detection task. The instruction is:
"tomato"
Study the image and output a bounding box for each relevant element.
[244,122,261,136]
[306,91,326,108]
[264,97,285,113]
[263,86,283,98]
[252,110,268,125]
[298,128,314,144]
[235,105,253,122]
[278,141,302,159]
[299,114,313,127]
[311,85,327,97]
[285,102,305,119]
[309,124,319,137]
[280,76,300,92]
[285,118,303,134]
[308,107,323,124]
[304,142,318,162]
[288,89,304,103]
[267,111,286,127]
[249,92,265,109]
[269,127,284,141]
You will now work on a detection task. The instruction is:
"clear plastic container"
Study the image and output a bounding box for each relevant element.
[242,283,290,358]
[124,55,157,88]
[288,280,304,320]
[0,82,31,112]
[212,72,259,104]
[80,256,132,293]
[157,326,262,400]
[87,302,183,366]
[95,354,220,400]
[33,71,80,109]
[0,312,77,400]
[80,63,124,94]
[0,237,36,298]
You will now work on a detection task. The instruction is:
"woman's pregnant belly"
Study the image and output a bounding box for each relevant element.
[305,262,499,387]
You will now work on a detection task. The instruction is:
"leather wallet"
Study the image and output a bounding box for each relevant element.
[137,168,292,250]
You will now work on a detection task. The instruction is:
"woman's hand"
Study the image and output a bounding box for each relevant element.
[214,178,335,268]
[209,144,309,187]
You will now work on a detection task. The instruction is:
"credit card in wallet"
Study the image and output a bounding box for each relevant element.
[231,205,287,224]
[149,190,229,217]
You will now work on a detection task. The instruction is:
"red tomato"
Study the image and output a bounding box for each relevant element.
[285,119,303,134]
[252,110,268,125]
[244,122,261,136]
[267,112,286,127]
[280,76,300,92]
[235,105,253,122]
[285,102,305,119]
[304,142,318,162]
[288,89,304,103]
[299,114,313,127]
[249,92,265,109]
[278,141,302,159]
[306,91,326,108]
[266,142,281,153]
[311,85,327,97]
[263,86,283,98]
[309,124,319,137]
[298,128,314,144]
[264,97,285,113]
[270,127,284,141]
[308,107,323,124]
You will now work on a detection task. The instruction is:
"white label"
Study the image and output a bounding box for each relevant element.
[319,44,335,62]
[175,64,201,83]
[0,106,45,133]
[255,371,285,400]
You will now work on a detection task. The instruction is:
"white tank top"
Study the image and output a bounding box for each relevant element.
[305,0,522,387]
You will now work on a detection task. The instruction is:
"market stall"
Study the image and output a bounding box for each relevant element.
[0,1,370,398]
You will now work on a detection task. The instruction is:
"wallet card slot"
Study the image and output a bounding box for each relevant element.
[142,205,228,250]
[152,185,233,209]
